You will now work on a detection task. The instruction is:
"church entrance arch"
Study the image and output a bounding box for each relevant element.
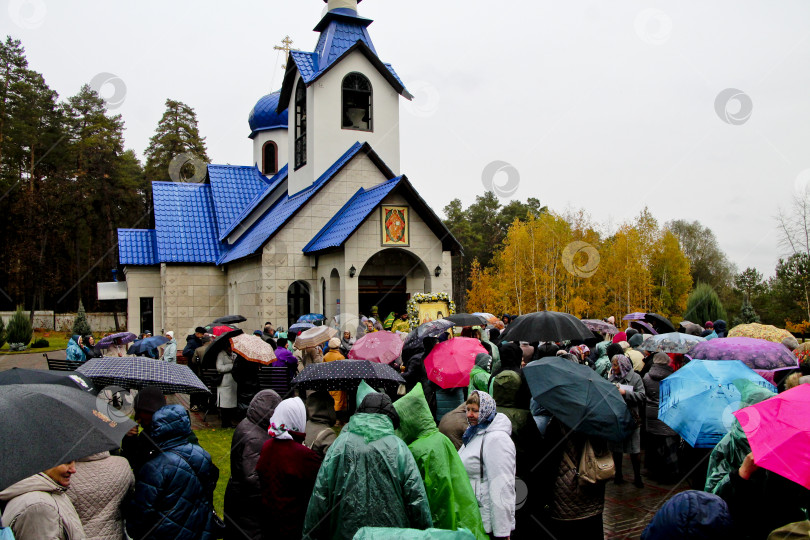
[357,249,430,320]
[287,280,311,329]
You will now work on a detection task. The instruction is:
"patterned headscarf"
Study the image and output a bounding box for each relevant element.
[609,355,633,382]
[267,397,307,440]
[462,390,497,446]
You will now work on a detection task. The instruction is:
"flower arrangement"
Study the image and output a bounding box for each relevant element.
[406,292,456,330]
[795,349,810,371]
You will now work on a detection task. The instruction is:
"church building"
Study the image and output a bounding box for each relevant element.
[116,0,461,335]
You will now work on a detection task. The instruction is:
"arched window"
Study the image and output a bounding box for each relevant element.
[342,72,372,132]
[262,141,277,175]
[294,81,307,169]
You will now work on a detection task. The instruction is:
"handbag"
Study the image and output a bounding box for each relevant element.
[577,437,615,485]
[169,451,226,538]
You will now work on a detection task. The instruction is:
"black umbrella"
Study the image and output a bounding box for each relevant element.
[202,328,244,369]
[524,357,635,442]
[403,319,456,351]
[644,313,677,334]
[0,368,96,393]
[0,384,136,491]
[291,360,404,392]
[212,314,247,325]
[497,311,593,343]
[445,313,488,327]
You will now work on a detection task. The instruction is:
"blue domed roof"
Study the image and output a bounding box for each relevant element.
[248,92,288,138]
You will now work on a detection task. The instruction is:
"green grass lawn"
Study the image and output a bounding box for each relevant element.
[194,427,235,516]
[0,331,72,354]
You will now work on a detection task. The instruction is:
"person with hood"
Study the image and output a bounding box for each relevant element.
[339,330,355,357]
[161,330,177,363]
[608,355,646,487]
[713,319,728,338]
[438,403,469,451]
[66,451,134,540]
[393,383,488,540]
[593,341,612,378]
[303,392,433,539]
[643,352,680,483]
[125,404,219,540]
[66,334,87,363]
[256,397,323,539]
[701,321,718,339]
[183,327,206,362]
[304,391,338,457]
[323,338,348,414]
[83,335,99,359]
[641,490,734,540]
[223,390,282,540]
[469,353,492,394]
[458,390,516,540]
[383,311,396,331]
[626,333,646,373]
[0,462,85,540]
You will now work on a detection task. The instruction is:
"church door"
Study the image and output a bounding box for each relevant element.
[287,281,311,329]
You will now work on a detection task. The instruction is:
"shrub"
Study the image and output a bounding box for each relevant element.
[31,338,49,348]
[6,306,33,346]
[72,299,92,336]
[0,317,6,349]
[683,283,728,324]
[8,342,26,351]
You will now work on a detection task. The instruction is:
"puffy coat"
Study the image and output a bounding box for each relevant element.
[458,413,516,538]
[183,334,203,361]
[216,351,237,409]
[304,391,338,458]
[223,390,281,540]
[66,452,134,540]
[394,384,487,540]
[161,338,177,363]
[66,335,86,363]
[438,403,468,451]
[303,411,433,539]
[434,386,465,423]
[641,490,733,540]
[642,363,678,437]
[125,405,219,540]
[0,472,85,540]
[593,342,611,378]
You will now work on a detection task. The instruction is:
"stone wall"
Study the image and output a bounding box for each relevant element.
[0,311,127,332]
[161,265,228,336]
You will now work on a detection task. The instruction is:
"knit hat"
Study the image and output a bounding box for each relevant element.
[134,386,166,413]
[165,331,174,338]
[612,331,628,344]
[705,321,714,328]
[328,337,341,349]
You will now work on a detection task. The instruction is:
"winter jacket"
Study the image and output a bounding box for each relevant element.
[641,490,733,540]
[223,390,281,540]
[304,392,338,458]
[468,366,490,395]
[66,452,134,540]
[120,425,199,478]
[0,472,86,540]
[216,351,237,409]
[642,364,678,437]
[161,338,177,363]
[231,357,261,413]
[394,384,487,540]
[125,405,219,540]
[434,386,464,423]
[256,434,322,539]
[593,342,611,378]
[66,335,86,363]
[303,411,433,539]
[322,349,348,411]
[613,370,645,417]
[626,348,646,373]
[301,346,323,367]
[183,334,203,361]
[458,412,516,538]
[713,319,728,338]
[438,403,468,451]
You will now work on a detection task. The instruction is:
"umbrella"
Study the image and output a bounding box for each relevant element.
[690,337,798,371]
[424,337,486,389]
[639,332,706,354]
[630,320,658,335]
[734,384,810,489]
[0,384,136,491]
[289,322,315,333]
[212,314,247,325]
[403,319,456,350]
[292,360,404,392]
[728,323,795,344]
[622,312,647,321]
[659,359,776,448]
[679,320,705,336]
[497,311,593,343]
[644,313,677,334]
[127,335,169,356]
[97,332,137,348]
[230,334,276,365]
[202,328,244,368]
[294,326,338,350]
[445,313,488,327]
[0,368,96,393]
[77,357,210,394]
[581,319,619,334]
[211,325,237,337]
[348,331,404,365]
[297,313,326,324]
[472,312,505,330]
[523,357,635,442]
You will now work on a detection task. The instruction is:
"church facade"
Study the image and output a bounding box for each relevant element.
[117,0,461,335]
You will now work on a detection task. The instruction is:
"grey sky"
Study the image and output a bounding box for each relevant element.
[4,0,809,278]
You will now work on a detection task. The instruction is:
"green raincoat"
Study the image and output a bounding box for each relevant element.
[482,340,500,374]
[353,527,476,539]
[394,384,487,540]
[593,341,611,379]
[303,404,433,539]
[356,380,376,408]
[704,380,776,494]
[468,354,491,395]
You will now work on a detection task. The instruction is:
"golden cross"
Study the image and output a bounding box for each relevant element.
[273,36,296,69]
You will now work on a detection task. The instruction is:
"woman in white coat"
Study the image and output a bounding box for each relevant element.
[216,345,238,428]
[458,390,516,540]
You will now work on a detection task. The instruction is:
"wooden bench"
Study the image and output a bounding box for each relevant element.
[44,354,84,372]
[258,366,293,398]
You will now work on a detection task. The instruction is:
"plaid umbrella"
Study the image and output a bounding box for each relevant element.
[77,357,209,394]
[294,326,337,350]
[97,332,137,348]
[640,332,706,354]
[292,360,404,392]
[230,334,276,365]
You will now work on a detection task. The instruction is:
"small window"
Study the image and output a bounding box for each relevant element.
[342,72,372,132]
[295,81,307,169]
[262,141,278,175]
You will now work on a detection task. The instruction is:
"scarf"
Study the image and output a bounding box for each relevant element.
[268,397,307,440]
[609,354,633,382]
[462,390,497,447]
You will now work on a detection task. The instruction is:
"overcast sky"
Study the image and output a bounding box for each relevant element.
[4,0,809,278]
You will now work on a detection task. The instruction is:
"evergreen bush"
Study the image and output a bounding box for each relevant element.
[7,306,33,346]
[683,283,728,324]
[72,300,92,336]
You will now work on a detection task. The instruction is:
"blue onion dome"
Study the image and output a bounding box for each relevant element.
[248,91,288,138]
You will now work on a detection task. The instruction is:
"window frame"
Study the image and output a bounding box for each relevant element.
[294,81,307,170]
[341,72,373,133]
[261,141,278,175]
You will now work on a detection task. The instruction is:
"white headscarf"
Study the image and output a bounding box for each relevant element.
[267,397,307,440]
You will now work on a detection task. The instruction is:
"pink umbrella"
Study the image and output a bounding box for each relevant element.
[424,337,487,389]
[348,332,404,365]
[733,384,810,489]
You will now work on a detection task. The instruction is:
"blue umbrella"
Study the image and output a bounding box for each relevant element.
[289,322,315,332]
[77,357,209,394]
[297,314,325,324]
[659,359,776,448]
[97,332,137,348]
[127,335,169,356]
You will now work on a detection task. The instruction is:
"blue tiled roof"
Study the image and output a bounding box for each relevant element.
[219,165,288,241]
[290,51,319,83]
[208,164,271,240]
[303,176,402,254]
[153,182,226,263]
[314,17,377,70]
[220,143,364,264]
[248,91,288,137]
[118,229,158,265]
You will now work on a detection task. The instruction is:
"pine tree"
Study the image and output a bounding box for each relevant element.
[734,298,761,326]
[143,99,209,183]
[72,299,92,336]
[7,305,32,345]
[683,283,728,324]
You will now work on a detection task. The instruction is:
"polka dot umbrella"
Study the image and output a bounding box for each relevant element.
[291,360,404,392]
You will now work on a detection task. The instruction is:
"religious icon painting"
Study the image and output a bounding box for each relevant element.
[381,206,409,246]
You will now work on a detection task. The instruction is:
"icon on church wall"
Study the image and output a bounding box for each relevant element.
[381,206,409,246]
